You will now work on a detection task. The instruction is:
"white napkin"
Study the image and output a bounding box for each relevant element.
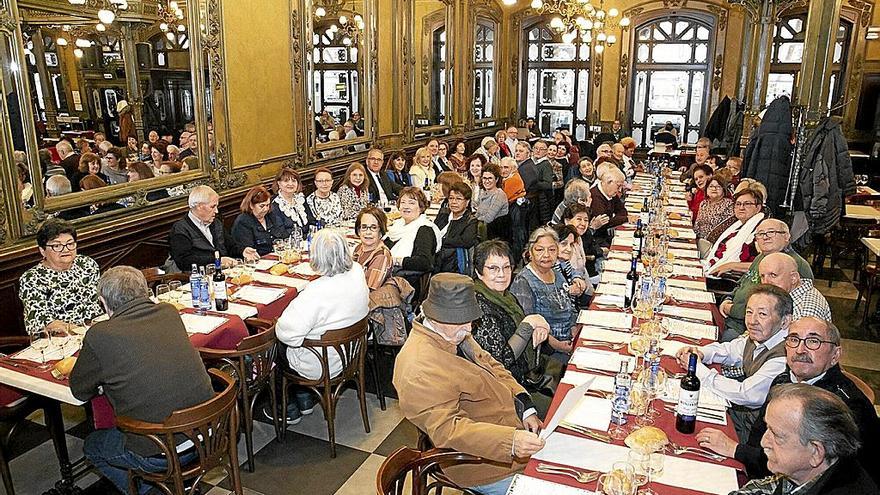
[603,259,632,273]
[533,433,740,495]
[254,259,279,271]
[221,303,259,319]
[250,272,310,289]
[233,285,287,305]
[674,257,703,267]
[579,327,632,344]
[560,370,616,392]
[667,287,715,304]
[614,229,635,239]
[505,474,594,495]
[661,318,718,340]
[564,396,613,432]
[291,262,319,277]
[592,293,625,308]
[661,305,714,322]
[658,339,691,357]
[608,251,632,260]
[577,310,633,330]
[666,278,707,290]
[669,248,700,259]
[600,271,628,284]
[570,347,635,372]
[179,313,228,335]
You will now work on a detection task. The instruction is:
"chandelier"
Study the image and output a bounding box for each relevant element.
[529,0,630,52]
[66,0,129,28]
[314,5,365,48]
[158,1,187,41]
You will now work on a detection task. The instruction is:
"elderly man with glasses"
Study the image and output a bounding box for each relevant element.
[694,317,880,486]
[719,219,813,341]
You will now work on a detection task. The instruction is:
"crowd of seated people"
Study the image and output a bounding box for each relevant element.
[15,117,878,495]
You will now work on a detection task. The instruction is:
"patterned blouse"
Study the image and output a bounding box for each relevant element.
[338,185,369,221]
[306,192,343,226]
[510,265,576,342]
[275,192,309,227]
[472,291,531,384]
[694,197,734,240]
[19,255,104,333]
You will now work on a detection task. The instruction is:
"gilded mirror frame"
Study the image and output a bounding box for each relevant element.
[300,0,377,164]
[0,0,233,241]
[408,0,453,139]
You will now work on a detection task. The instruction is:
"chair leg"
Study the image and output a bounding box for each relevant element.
[370,332,386,411]
[0,442,15,495]
[228,408,244,495]
[863,276,875,323]
[241,393,255,473]
[358,368,371,434]
[268,370,281,441]
[280,376,288,443]
[324,388,337,458]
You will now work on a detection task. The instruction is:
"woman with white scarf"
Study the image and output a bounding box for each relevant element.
[385,186,442,298]
[702,186,766,276]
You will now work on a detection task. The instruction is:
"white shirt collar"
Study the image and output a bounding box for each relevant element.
[754,328,787,353]
[790,370,827,385]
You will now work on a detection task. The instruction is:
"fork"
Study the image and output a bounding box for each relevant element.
[579,340,625,350]
[535,464,599,484]
[668,442,726,461]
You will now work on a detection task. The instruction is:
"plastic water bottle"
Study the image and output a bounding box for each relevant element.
[646,339,661,388]
[653,277,667,313]
[198,266,210,314]
[189,264,202,310]
[611,361,632,425]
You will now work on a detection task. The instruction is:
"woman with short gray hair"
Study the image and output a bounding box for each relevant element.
[274,228,370,422]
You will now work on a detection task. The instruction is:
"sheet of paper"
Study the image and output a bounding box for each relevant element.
[505,474,595,495]
[560,370,616,392]
[658,339,690,357]
[595,283,626,296]
[579,327,632,344]
[674,265,705,278]
[250,271,310,289]
[667,286,715,304]
[660,305,714,322]
[570,348,635,372]
[533,433,740,495]
[592,293,625,308]
[603,259,631,273]
[232,285,287,305]
[179,313,228,335]
[564,396,612,432]
[577,311,633,330]
[254,259,279,271]
[664,378,730,412]
[290,262,319,277]
[541,379,594,440]
[600,270,627,284]
[661,318,718,340]
[666,277,707,290]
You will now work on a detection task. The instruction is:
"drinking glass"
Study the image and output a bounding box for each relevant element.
[631,382,653,427]
[30,330,53,370]
[633,452,664,495]
[273,239,286,257]
[168,280,182,292]
[628,334,650,372]
[598,463,637,495]
[636,366,667,420]
[155,284,170,302]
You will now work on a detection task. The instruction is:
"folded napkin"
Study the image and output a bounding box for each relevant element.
[179,313,228,335]
[291,262,319,277]
[592,293,625,308]
[564,395,613,432]
[596,283,627,296]
[599,270,628,284]
[673,265,705,278]
[666,278,707,290]
[577,310,633,330]
[570,347,635,372]
[669,248,700,259]
[233,285,288,305]
[579,327,632,344]
[254,259,279,271]
[560,370,616,392]
[603,259,632,273]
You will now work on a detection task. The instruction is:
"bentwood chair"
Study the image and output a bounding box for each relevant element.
[376,447,484,495]
[141,267,191,292]
[843,368,877,403]
[197,318,280,472]
[117,369,242,495]
[277,317,370,457]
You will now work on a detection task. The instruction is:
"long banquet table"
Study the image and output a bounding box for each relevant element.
[516,172,744,495]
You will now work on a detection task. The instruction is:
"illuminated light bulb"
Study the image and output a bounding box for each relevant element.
[597,32,607,41]
[562,31,577,44]
[620,17,631,27]
[330,24,339,32]
[595,20,603,29]
[325,28,334,37]
[581,32,592,42]
[608,8,619,17]
[166,31,175,41]
[502,0,516,5]
[73,48,84,58]
[97,8,115,24]
[575,16,587,28]
[583,19,593,30]
[342,36,352,46]
[550,17,564,29]
[95,23,106,32]
[56,37,68,46]
[356,20,365,29]
[530,0,543,9]
[62,25,72,31]
[176,10,183,19]
[315,6,326,16]
[607,34,616,44]
[595,44,604,53]
[75,38,91,48]
[596,9,606,19]
[340,15,348,24]
[160,22,168,31]
[177,24,186,32]
[169,1,178,9]
[354,14,363,22]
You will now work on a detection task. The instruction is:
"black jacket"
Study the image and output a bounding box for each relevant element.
[231,212,280,256]
[366,168,402,202]
[801,457,878,495]
[518,159,539,194]
[267,198,313,240]
[735,365,880,485]
[798,116,856,235]
[433,209,478,274]
[169,214,244,270]
[742,96,793,217]
[703,95,731,142]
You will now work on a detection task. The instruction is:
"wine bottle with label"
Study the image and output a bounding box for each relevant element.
[675,352,700,434]
[632,219,644,255]
[624,255,638,308]
[213,251,229,311]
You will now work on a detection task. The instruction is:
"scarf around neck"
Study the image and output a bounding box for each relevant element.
[385,214,442,258]
[473,278,525,325]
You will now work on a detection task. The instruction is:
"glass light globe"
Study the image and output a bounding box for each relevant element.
[583,19,593,30]
[75,38,91,48]
[178,24,186,32]
[166,31,175,41]
[73,48,84,58]
[97,8,115,24]
[315,6,326,17]
[56,37,68,46]
[68,0,86,4]
[596,9,606,19]
[354,14,363,22]
[550,17,564,29]
[169,1,178,9]
[530,0,543,9]
[597,32,607,41]
[342,36,352,46]
[620,17,631,27]
[95,23,106,32]
[160,22,168,31]
[562,31,577,44]
[340,15,348,25]
[502,0,516,5]
[595,44,604,53]
[608,8,619,17]
[607,34,617,44]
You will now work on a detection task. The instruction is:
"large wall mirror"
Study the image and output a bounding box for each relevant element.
[7,0,216,231]
[306,0,375,160]
[411,0,451,134]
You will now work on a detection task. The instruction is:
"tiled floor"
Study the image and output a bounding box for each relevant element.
[4,256,879,495]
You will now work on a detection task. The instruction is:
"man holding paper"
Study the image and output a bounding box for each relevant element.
[394,273,545,495]
[675,284,792,440]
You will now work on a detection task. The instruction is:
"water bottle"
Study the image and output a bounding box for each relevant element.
[653,277,667,313]
[611,361,632,425]
[646,339,661,388]
[198,266,210,314]
[189,264,202,310]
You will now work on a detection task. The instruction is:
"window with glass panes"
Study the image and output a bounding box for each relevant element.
[152,32,190,68]
[521,20,590,140]
[473,22,495,120]
[629,16,714,148]
[24,35,69,117]
[312,23,360,124]
[766,14,851,111]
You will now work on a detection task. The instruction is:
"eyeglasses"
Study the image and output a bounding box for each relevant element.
[785,335,838,350]
[754,230,786,239]
[367,157,383,162]
[359,224,380,232]
[484,264,512,274]
[734,201,758,207]
[45,241,77,252]
[481,176,495,181]
[707,184,723,190]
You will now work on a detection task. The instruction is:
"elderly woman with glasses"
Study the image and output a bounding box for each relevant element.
[354,206,393,290]
[703,183,767,276]
[694,176,735,240]
[306,167,343,226]
[19,218,104,334]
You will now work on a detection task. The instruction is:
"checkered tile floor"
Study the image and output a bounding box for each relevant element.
[5,258,879,495]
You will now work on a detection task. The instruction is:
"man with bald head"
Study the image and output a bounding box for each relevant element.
[695,317,880,484]
[759,253,831,322]
[719,218,813,341]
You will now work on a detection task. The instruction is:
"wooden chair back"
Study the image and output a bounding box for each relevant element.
[198,319,277,398]
[843,368,876,403]
[376,447,484,495]
[291,317,368,387]
[116,369,241,494]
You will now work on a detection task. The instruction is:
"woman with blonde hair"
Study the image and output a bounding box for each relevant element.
[338,162,370,221]
[409,147,436,190]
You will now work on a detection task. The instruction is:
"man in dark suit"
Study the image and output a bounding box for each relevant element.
[514,141,539,235]
[56,140,80,182]
[589,167,629,245]
[70,266,214,494]
[696,317,880,485]
[365,147,402,203]
[168,185,258,270]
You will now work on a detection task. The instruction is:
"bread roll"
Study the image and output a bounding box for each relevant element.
[624,425,668,453]
[269,263,289,276]
[53,356,77,377]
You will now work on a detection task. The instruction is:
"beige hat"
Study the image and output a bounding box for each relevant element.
[421,273,482,324]
[116,100,129,113]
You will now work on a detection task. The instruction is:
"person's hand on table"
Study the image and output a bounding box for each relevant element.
[696,428,737,458]
[569,278,586,295]
[675,346,703,368]
[242,247,260,262]
[220,256,237,269]
[513,429,545,458]
[523,315,550,347]
[522,414,543,433]
[44,320,73,335]
[719,300,733,317]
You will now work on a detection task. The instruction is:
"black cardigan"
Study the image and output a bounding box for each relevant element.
[385,225,436,273]
[231,212,278,256]
[267,198,313,239]
[433,210,478,273]
[169,214,244,270]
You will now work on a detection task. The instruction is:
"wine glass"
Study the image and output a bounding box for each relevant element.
[598,462,637,495]
[632,452,664,495]
[631,381,653,427]
[273,239,286,258]
[155,284,170,302]
[628,334,650,373]
[30,330,53,370]
[168,280,181,292]
[637,363,667,420]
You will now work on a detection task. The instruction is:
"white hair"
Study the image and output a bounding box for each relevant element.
[55,140,73,155]
[98,140,113,152]
[46,175,72,196]
[595,161,615,181]
[188,185,218,209]
[309,229,353,277]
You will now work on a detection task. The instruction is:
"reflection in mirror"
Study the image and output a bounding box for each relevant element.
[18,1,201,213]
[413,0,448,129]
[0,23,33,212]
[473,19,495,123]
[309,0,368,158]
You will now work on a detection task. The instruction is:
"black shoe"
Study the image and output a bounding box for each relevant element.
[262,403,302,425]
[295,392,317,416]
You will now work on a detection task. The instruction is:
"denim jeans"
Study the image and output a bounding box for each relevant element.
[83,428,196,495]
[470,475,515,495]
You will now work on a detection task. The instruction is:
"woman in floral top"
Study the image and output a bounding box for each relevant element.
[694,176,734,240]
[268,167,311,239]
[19,218,103,334]
[338,162,370,221]
[305,167,343,226]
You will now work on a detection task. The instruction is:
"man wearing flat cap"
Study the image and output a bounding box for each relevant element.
[393,273,545,495]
